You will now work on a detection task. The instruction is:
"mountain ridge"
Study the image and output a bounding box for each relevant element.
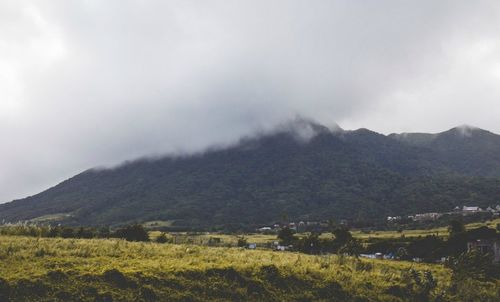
[2,121,500,229]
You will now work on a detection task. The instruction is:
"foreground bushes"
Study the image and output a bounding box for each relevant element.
[0,224,151,242]
[0,235,497,301]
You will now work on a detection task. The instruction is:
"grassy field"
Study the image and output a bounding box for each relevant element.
[351,218,500,241]
[149,218,500,247]
[0,235,498,301]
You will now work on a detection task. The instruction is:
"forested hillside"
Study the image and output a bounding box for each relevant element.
[1,121,500,229]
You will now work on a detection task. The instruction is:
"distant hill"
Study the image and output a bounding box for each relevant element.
[2,120,500,229]
[389,125,500,177]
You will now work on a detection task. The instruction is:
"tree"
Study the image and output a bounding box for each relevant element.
[296,232,321,254]
[338,239,362,258]
[47,226,61,238]
[327,219,337,232]
[448,219,465,238]
[333,227,352,246]
[446,250,497,282]
[403,269,439,302]
[114,224,150,242]
[277,227,295,245]
[60,227,75,238]
[155,232,168,243]
[237,237,247,247]
[97,226,111,238]
[76,227,94,239]
[396,247,410,260]
[408,235,445,261]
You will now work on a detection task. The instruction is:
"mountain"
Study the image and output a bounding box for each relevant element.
[389,125,500,177]
[2,121,500,229]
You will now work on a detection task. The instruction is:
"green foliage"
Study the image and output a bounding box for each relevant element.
[338,239,362,258]
[3,124,500,229]
[333,227,353,246]
[113,224,150,242]
[155,232,169,244]
[402,269,441,302]
[277,227,295,245]
[447,219,465,238]
[407,236,445,261]
[446,250,499,282]
[0,225,106,240]
[236,236,247,247]
[296,232,321,254]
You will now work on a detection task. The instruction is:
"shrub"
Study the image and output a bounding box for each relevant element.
[155,233,169,244]
[338,239,362,258]
[113,225,150,242]
[446,250,499,282]
[237,237,247,247]
[277,227,295,245]
[402,269,439,302]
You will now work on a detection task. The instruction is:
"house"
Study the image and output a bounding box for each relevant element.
[462,206,482,214]
[276,245,292,251]
[247,243,257,249]
[387,216,402,222]
[467,239,500,262]
[296,221,306,232]
[413,213,441,221]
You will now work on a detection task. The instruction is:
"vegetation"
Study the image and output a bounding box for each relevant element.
[0,224,149,242]
[0,234,498,301]
[1,219,499,262]
[113,224,150,242]
[2,122,500,230]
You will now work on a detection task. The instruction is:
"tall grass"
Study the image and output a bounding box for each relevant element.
[0,235,498,301]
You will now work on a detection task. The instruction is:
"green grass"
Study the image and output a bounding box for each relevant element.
[466,218,500,230]
[351,218,500,241]
[148,218,500,246]
[142,220,175,228]
[27,213,72,223]
[350,228,448,241]
[0,235,498,301]
[149,231,277,246]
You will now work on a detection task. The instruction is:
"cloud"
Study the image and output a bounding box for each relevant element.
[1,0,500,202]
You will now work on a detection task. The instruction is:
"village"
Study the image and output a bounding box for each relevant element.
[387,204,500,222]
[256,205,500,234]
[251,204,500,264]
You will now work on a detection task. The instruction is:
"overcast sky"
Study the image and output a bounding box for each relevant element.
[1,1,500,202]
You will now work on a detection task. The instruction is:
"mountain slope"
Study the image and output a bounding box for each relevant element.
[389,125,500,177]
[1,122,500,229]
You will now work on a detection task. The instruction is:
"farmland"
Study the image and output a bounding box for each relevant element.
[0,235,498,301]
[148,218,500,247]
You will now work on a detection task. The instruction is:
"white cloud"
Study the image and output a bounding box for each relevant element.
[1,0,500,202]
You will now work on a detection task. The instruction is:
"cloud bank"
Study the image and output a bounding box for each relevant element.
[1,0,500,202]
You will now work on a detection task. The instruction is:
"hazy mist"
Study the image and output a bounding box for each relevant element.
[1,0,500,202]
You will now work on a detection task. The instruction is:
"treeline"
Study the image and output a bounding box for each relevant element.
[366,222,500,262]
[0,224,156,242]
[277,226,363,256]
[278,221,500,261]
